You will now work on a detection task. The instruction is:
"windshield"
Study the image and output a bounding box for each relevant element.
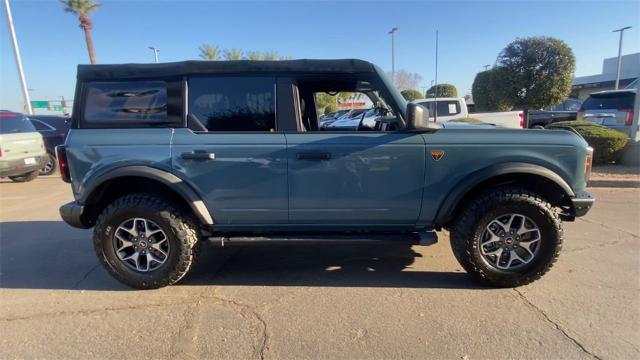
[0,114,36,134]
[373,65,407,120]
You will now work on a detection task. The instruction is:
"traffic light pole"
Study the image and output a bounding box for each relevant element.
[2,0,32,114]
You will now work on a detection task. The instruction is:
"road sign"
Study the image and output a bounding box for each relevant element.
[53,105,63,111]
[30,101,49,108]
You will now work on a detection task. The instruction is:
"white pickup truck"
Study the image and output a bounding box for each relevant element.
[413,97,524,128]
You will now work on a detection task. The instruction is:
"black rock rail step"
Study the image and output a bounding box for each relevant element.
[207,231,438,247]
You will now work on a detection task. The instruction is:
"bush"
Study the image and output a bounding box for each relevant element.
[450,117,487,125]
[401,89,424,101]
[426,84,457,98]
[547,121,629,164]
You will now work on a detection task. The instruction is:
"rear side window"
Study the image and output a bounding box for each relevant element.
[581,93,635,110]
[188,77,275,132]
[83,81,167,124]
[0,115,36,134]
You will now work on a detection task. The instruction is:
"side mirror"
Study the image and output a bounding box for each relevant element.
[406,103,432,130]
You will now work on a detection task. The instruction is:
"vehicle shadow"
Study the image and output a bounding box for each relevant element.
[0,221,485,291]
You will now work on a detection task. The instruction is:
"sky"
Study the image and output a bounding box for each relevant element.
[1,0,639,113]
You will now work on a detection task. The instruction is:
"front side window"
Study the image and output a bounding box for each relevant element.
[188,77,276,132]
[84,81,167,124]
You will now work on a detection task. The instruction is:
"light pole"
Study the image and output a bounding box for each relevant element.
[388,27,398,86]
[148,46,160,63]
[3,0,32,114]
[613,26,631,90]
[483,64,490,71]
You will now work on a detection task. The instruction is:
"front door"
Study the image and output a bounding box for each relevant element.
[285,132,425,226]
[171,76,288,226]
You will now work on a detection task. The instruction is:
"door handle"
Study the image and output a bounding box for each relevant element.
[296,152,331,160]
[181,151,216,160]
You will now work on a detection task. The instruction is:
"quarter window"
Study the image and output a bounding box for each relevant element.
[188,77,276,132]
[84,81,167,124]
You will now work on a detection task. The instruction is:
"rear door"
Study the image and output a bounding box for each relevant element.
[171,76,289,226]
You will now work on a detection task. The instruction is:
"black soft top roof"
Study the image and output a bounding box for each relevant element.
[77,59,376,80]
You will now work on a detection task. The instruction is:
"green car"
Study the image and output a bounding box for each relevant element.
[57,59,595,289]
[0,111,48,182]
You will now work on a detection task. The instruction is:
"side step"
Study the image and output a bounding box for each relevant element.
[207,231,438,247]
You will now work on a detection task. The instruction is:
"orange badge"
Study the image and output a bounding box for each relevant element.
[431,150,444,161]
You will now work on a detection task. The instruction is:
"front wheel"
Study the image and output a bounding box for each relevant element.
[93,193,200,289]
[450,188,562,287]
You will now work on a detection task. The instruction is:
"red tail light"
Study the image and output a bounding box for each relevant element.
[620,108,634,126]
[55,145,71,183]
[518,112,524,128]
[0,146,3,158]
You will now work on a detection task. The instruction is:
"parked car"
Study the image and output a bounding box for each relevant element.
[0,111,48,182]
[324,108,369,129]
[328,108,389,130]
[527,98,582,129]
[577,89,636,137]
[414,97,524,128]
[28,115,70,175]
[319,109,350,128]
[58,59,593,289]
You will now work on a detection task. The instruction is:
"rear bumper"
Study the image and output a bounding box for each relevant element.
[60,201,92,229]
[571,191,595,217]
[0,155,48,177]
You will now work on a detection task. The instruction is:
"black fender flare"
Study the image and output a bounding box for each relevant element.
[80,165,214,225]
[434,162,575,225]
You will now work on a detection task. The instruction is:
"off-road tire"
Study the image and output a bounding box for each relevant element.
[450,187,563,287]
[93,193,200,289]
[9,170,38,183]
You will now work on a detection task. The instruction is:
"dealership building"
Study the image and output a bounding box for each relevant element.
[571,53,639,100]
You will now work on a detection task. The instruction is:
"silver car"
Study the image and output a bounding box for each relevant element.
[578,89,636,136]
[0,111,48,182]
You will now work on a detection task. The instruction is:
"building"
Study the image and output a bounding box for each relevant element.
[571,53,639,100]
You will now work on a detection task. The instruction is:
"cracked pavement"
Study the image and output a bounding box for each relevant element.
[1,177,639,359]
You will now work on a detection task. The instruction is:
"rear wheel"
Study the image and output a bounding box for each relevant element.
[39,153,58,176]
[450,187,562,287]
[9,170,38,183]
[93,193,200,289]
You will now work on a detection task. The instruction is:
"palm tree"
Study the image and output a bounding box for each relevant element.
[199,44,220,60]
[245,51,263,61]
[223,49,243,61]
[60,0,100,64]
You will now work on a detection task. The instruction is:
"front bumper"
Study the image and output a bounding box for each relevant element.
[571,191,595,217]
[0,155,48,178]
[60,201,92,229]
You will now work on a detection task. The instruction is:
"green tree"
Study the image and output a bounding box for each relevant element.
[471,69,514,111]
[60,0,100,64]
[223,48,243,61]
[245,51,263,60]
[324,104,338,115]
[426,83,458,98]
[400,89,424,101]
[497,36,575,109]
[199,44,221,60]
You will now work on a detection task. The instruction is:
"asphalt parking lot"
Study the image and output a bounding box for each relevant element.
[0,176,639,359]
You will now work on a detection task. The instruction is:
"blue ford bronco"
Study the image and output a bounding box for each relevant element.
[57,59,594,289]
